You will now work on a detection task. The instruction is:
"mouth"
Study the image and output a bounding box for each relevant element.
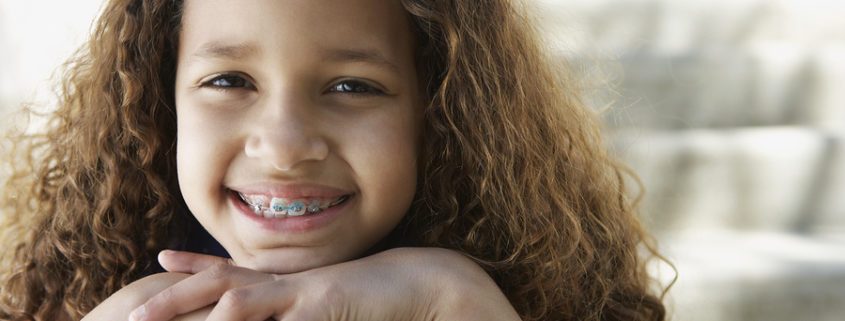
[234,191,352,218]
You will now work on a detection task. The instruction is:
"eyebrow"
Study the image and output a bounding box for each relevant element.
[191,42,260,60]
[322,48,402,75]
[190,42,402,75]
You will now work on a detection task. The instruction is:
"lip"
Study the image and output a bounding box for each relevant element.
[229,182,352,199]
[227,186,353,234]
[229,191,355,234]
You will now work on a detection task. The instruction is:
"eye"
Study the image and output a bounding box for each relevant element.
[327,79,385,96]
[200,73,256,90]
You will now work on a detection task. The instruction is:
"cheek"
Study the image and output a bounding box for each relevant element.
[349,111,419,212]
[175,102,239,206]
[176,109,209,209]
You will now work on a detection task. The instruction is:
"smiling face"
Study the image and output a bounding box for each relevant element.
[175,0,420,273]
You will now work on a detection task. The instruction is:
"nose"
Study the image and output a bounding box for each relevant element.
[243,96,329,171]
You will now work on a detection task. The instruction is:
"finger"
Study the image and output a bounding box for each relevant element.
[130,263,274,321]
[158,249,232,274]
[205,279,297,321]
[171,305,214,321]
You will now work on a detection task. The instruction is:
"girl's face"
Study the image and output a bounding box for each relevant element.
[174,0,420,273]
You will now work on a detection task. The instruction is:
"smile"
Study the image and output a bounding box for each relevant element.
[237,192,351,218]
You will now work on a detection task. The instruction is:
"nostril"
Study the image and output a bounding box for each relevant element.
[243,135,262,159]
[309,138,330,161]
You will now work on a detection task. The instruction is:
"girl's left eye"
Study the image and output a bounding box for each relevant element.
[327,79,385,96]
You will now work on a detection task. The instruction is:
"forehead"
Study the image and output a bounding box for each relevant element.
[178,0,415,69]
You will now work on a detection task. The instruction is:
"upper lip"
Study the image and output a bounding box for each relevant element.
[227,182,353,199]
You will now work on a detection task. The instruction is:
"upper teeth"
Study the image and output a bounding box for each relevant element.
[238,193,347,218]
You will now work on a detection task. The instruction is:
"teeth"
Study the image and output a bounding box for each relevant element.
[237,192,348,218]
[242,194,268,209]
[270,198,288,213]
[307,202,321,213]
[329,195,349,207]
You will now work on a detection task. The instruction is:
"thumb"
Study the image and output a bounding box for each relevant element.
[157,249,232,274]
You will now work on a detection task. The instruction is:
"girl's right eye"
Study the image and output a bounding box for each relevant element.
[200,73,256,90]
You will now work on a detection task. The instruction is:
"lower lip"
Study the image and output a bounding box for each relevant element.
[228,190,351,234]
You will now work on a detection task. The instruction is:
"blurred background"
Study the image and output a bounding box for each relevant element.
[1,0,844,320]
[534,0,845,320]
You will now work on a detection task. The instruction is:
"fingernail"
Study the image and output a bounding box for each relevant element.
[129,305,146,321]
[158,250,173,263]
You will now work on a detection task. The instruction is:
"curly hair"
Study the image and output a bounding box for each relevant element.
[0,1,184,319]
[397,1,668,320]
[0,0,669,320]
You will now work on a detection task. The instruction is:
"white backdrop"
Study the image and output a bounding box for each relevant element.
[0,0,102,115]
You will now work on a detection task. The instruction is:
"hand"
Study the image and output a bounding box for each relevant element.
[80,272,192,321]
[129,248,521,321]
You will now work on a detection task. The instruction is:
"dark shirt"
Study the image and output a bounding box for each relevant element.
[144,216,229,275]
[180,218,230,258]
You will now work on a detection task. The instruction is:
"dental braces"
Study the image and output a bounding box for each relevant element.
[241,195,347,218]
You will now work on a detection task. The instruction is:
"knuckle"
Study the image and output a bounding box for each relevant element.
[302,279,345,314]
[154,286,177,305]
[318,281,343,305]
[218,287,251,312]
[205,262,235,280]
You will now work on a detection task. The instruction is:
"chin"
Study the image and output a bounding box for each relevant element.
[232,247,352,274]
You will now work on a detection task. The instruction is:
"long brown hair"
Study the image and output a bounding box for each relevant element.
[0,1,184,319]
[397,1,668,320]
[1,0,668,320]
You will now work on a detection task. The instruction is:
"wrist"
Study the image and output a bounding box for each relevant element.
[404,248,522,321]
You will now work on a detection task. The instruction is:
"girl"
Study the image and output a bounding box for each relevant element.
[0,0,669,320]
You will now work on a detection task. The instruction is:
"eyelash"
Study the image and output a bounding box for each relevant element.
[199,74,385,96]
[327,79,385,96]
[200,73,256,90]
